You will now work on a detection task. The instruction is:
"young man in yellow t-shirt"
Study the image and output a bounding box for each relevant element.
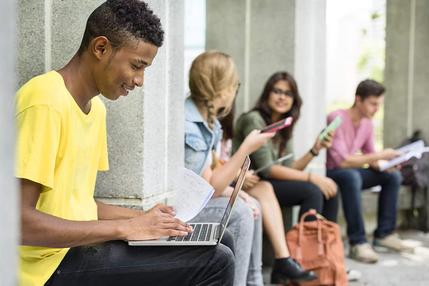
[16,1,234,285]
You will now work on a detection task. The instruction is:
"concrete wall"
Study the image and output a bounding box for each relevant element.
[17,0,185,211]
[206,0,295,118]
[96,0,185,210]
[384,0,429,147]
[206,0,327,169]
[293,0,327,170]
[0,0,18,284]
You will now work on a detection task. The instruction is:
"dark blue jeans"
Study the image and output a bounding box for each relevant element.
[327,168,402,245]
[45,231,235,286]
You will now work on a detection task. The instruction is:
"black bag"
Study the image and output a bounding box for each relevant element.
[399,130,429,188]
[400,154,429,188]
[398,130,429,232]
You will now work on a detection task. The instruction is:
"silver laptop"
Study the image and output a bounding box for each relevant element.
[128,156,250,246]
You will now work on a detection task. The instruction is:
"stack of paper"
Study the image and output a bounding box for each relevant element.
[379,140,429,171]
[170,168,214,222]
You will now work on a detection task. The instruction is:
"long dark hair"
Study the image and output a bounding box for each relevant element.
[252,71,302,152]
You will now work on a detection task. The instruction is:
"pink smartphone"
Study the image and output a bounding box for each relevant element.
[261,117,293,133]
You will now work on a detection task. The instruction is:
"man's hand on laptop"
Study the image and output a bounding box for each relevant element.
[121,204,193,241]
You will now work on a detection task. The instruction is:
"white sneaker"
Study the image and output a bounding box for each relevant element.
[373,233,412,252]
[347,269,362,282]
[349,243,379,263]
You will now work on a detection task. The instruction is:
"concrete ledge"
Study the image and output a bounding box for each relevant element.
[359,186,423,214]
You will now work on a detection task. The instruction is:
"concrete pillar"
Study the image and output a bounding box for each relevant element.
[17,1,45,87]
[0,0,18,284]
[17,0,185,210]
[95,0,185,210]
[206,0,327,169]
[384,0,429,147]
[206,0,295,117]
[293,0,327,171]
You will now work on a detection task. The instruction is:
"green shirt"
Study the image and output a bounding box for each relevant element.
[232,110,294,178]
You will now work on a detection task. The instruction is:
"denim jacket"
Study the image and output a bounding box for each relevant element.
[184,97,222,175]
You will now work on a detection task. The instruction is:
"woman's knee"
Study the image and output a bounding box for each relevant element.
[257,181,274,192]
[258,181,275,199]
[305,183,324,203]
[248,181,274,199]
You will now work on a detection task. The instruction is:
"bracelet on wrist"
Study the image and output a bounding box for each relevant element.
[309,148,319,157]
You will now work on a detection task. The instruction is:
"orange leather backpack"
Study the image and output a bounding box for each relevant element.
[286,209,348,285]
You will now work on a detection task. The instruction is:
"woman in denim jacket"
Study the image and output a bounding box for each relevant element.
[184,51,273,286]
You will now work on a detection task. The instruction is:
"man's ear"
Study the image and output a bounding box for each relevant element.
[91,36,112,60]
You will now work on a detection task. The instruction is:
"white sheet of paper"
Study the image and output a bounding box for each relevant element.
[171,168,214,222]
[397,140,425,153]
[379,141,429,171]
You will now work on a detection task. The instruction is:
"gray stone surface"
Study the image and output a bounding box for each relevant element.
[17,0,45,87]
[95,0,185,210]
[248,0,294,109]
[346,230,429,286]
[263,230,429,286]
[139,0,170,208]
[164,0,186,207]
[206,0,295,117]
[411,0,429,141]
[96,88,146,202]
[51,0,103,70]
[0,0,18,284]
[16,0,185,209]
[206,0,247,115]
[207,0,327,170]
[384,0,429,147]
[292,0,327,168]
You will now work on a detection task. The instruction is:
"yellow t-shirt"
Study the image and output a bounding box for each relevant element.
[15,71,109,286]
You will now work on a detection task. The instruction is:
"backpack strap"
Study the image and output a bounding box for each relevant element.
[297,209,324,260]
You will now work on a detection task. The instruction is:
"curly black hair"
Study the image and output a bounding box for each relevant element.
[78,0,164,54]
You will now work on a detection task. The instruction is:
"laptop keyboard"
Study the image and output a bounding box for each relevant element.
[167,223,219,242]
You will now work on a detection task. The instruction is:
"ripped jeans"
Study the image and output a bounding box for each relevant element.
[191,196,263,286]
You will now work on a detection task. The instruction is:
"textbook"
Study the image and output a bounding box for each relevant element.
[379,140,429,171]
[170,167,214,222]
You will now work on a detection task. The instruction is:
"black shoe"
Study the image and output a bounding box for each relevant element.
[270,257,317,284]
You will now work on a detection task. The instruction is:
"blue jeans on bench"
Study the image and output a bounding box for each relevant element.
[44,231,235,286]
[327,168,402,245]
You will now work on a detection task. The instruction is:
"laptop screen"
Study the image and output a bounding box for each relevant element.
[218,156,250,233]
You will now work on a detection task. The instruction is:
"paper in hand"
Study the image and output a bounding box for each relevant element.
[379,140,429,171]
[170,168,214,222]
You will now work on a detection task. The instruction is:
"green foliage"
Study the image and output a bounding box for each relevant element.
[371,11,381,20]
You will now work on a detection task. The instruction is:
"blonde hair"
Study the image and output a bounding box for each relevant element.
[189,50,239,129]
